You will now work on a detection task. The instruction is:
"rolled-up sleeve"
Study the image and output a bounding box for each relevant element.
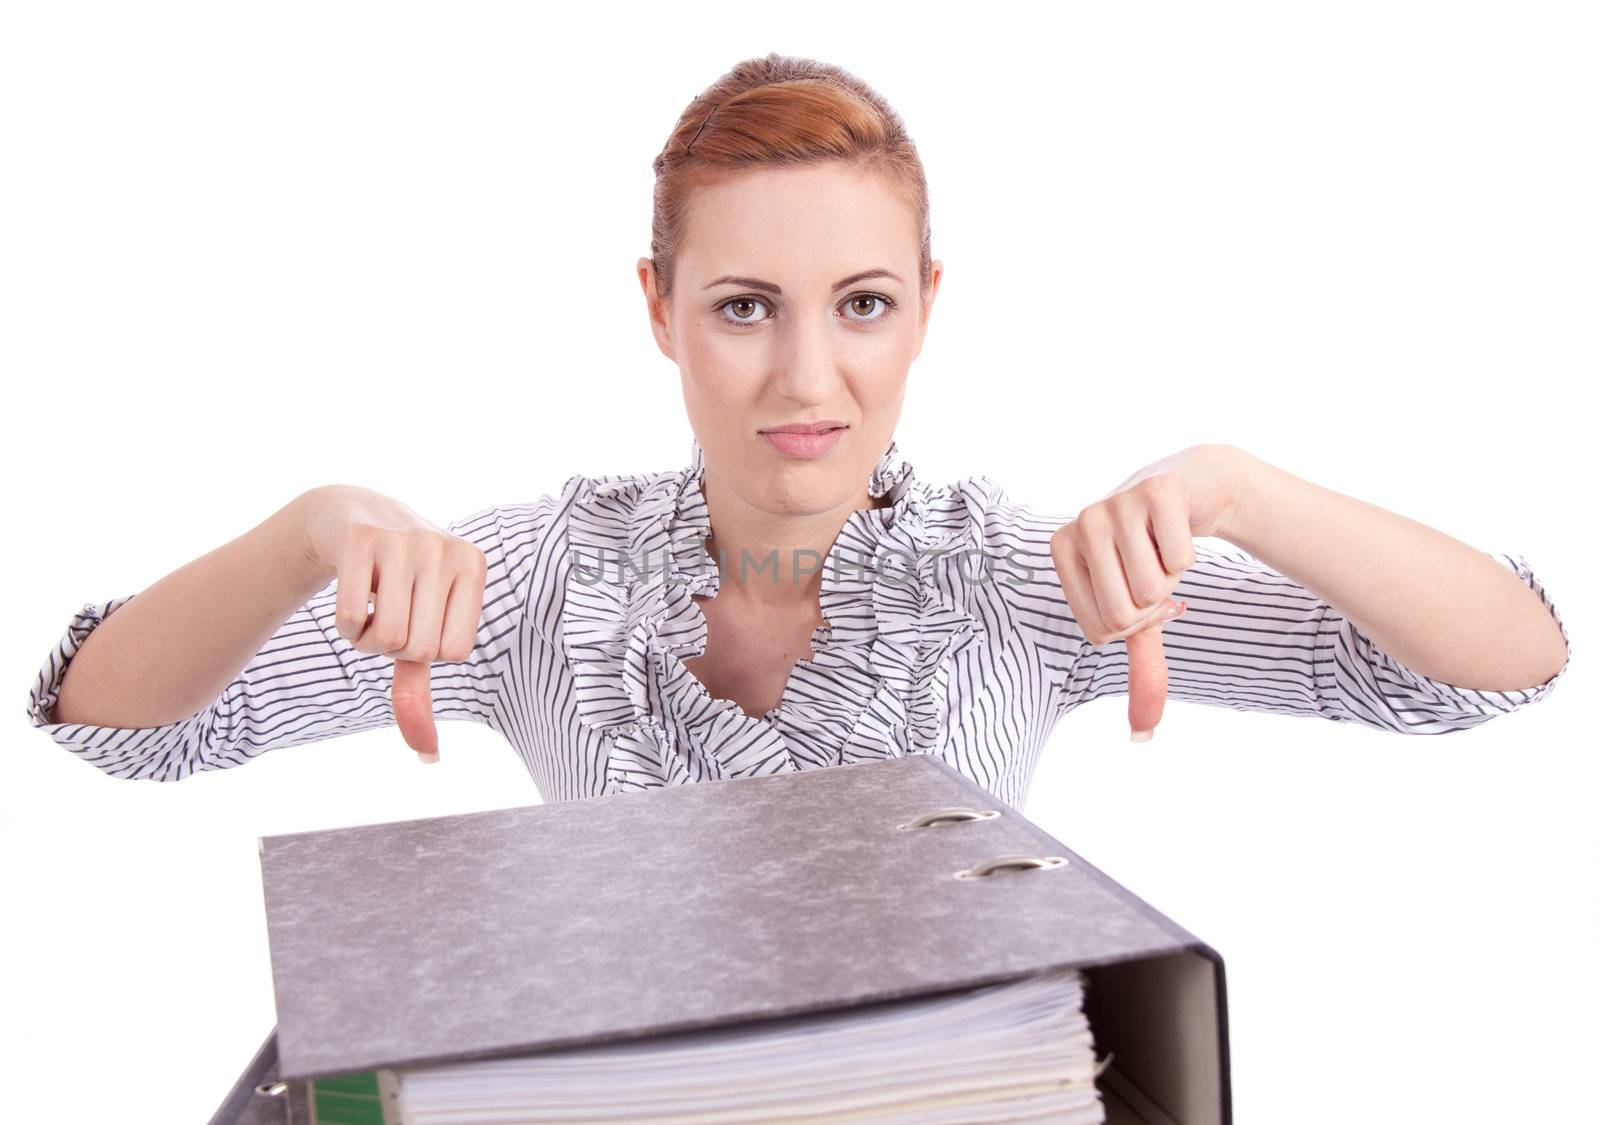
[1313,551,1569,732]
[1056,539,1570,734]
[25,494,565,781]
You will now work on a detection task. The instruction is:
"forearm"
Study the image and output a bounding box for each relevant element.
[1216,449,1569,693]
[51,489,336,729]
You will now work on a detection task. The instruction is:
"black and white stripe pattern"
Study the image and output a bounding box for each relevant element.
[26,439,1571,806]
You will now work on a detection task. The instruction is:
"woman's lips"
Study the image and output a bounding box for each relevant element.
[759,424,847,459]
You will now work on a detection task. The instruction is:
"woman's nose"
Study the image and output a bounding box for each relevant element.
[769,310,838,402]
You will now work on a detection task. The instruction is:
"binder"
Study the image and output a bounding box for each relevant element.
[209,754,1231,1124]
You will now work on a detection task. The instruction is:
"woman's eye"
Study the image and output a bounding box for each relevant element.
[842,293,894,322]
[718,296,769,326]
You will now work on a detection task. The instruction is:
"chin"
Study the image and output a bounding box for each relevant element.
[758,463,854,516]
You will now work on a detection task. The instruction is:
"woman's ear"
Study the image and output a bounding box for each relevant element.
[636,257,676,361]
[912,259,943,361]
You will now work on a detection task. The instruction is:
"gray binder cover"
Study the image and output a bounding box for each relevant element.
[227,753,1229,1122]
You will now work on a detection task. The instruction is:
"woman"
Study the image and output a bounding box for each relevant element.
[28,54,1570,809]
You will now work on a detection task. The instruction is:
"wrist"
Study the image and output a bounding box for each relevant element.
[1210,445,1274,549]
[268,488,339,594]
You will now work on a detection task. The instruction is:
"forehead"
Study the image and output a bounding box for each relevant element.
[678,161,918,288]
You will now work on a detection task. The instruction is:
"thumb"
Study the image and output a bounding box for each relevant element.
[1125,621,1170,742]
[391,658,439,761]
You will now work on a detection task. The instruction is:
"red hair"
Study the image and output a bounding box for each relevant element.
[649,53,932,302]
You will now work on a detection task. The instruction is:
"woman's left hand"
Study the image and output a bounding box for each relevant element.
[1050,444,1251,741]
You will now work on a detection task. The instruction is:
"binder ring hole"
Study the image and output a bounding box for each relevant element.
[953,854,1069,879]
[255,1080,289,1097]
[897,807,1001,831]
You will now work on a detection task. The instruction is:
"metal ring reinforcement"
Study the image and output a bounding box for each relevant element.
[897,806,1002,831]
[954,853,1070,879]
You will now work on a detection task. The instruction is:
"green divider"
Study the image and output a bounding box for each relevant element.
[309,1070,384,1125]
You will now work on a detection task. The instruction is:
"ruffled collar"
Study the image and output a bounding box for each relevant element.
[560,434,987,794]
[685,433,917,504]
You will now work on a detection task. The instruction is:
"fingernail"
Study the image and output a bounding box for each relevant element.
[419,751,439,764]
[1160,598,1187,622]
[1130,729,1153,742]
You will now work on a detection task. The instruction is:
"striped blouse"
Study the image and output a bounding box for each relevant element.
[26,437,1571,808]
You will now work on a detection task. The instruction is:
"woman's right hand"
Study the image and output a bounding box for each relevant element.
[299,485,489,762]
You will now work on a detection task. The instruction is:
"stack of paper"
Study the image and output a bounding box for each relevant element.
[389,967,1106,1123]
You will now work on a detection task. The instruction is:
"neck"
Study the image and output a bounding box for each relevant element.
[699,468,892,610]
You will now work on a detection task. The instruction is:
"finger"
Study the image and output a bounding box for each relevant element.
[438,555,488,662]
[1126,624,1169,741]
[1052,529,1108,642]
[1147,487,1197,577]
[392,658,438,759]
[334,537,377,644]
[356,546,415,656]
[395,563,452,663]
[1083,522,1144,637]
[1110,500,1175,617]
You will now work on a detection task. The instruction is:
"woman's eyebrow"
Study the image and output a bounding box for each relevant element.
[701,268,905,296]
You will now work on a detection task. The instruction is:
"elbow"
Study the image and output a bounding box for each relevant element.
[1497,552,1571,694]
[1494,604,1571,696]
[1531,617,1571,692]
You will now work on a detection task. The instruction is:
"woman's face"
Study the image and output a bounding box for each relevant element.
[637,159,941,520]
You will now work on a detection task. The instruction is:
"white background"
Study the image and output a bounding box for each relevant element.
[2,3,1594,1122]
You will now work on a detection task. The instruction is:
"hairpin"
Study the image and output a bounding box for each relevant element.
[684,104,718,158]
